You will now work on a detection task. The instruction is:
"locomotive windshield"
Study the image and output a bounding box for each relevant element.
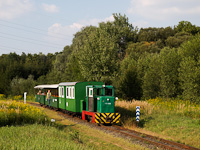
[105,88,113,96]
[96,88,102,96]
[96,88,113,96]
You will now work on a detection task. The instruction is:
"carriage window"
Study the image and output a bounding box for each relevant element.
[72,87,75,99]
[69,88,71,98]
[62,87,64,98]
[59,87,61,97]
[66,87,69,98]
[105,88,113,96]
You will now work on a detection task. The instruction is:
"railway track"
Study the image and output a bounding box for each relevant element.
[100,125,199,150]
[28,102,199,150]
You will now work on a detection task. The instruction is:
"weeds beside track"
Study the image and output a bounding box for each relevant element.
[28,101,200,150]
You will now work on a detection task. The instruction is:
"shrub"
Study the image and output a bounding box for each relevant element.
[13,95,23,100]
[0,94,6,100]
[0,100,48,126]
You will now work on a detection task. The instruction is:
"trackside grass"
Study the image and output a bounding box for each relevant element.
[115,98,200,148]
[0,124,88,150]
[0,100,47,126]
[1,123,122,150]
[0,100,149,150]
[0,122,149,150]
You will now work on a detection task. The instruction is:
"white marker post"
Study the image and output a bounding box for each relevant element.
[24,92,27,104]
[51,119,55,122]
[136,106,140,127]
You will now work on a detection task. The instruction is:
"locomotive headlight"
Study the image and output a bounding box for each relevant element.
[107,98,109,101]
[97,97,100,100]
[115,97,118,100]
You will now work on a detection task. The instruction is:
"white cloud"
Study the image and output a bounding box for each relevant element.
[78,15,114,27]
[46,23,82,45]
[0,0,33,19]
[48,23,83,37]
[69,23,84,29]
[132,20,149,28]
[128,0,200,21]
[104,15,115,22]
[46,15,115,45]
[42,3,59,13]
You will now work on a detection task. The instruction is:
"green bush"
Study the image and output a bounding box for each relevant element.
[0,100,48,126]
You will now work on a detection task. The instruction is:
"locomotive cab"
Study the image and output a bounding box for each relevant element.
[86,85,115,113]
[84,85,120,124]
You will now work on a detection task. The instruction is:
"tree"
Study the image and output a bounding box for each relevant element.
[70,14,139,83]
[159,48,180,98]
[138,27,175,43]
[142,54,161,98]
[165,32,191,48]
[73,25,119,83]
[111,13,138,59]
[117,56,141,100]
[126,41,161,55]
[175,21,199,35]
[178,35,200,103]
[178,57,200,102]
[10,75,36,96]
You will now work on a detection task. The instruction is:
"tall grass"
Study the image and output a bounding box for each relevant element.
[0,124,96,150]
[115,100,152,127]
[116,98,200,122]
[0,94,35,101]
[0,100,48,126]
[147,98,200,118]
[0,94,6,100]
[115,98,200,148]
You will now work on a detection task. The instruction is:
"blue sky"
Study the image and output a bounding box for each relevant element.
[0,0,200,55]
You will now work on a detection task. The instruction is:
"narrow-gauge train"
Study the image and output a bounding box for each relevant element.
[34,81,120,124]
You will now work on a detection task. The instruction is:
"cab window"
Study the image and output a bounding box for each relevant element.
[105,88,113,96]
[96,88,103,96]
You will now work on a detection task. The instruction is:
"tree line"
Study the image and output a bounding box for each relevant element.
[1,13,200,103]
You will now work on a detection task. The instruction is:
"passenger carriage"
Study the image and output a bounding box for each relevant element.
[34,82,120,124]
[34,84,59,107]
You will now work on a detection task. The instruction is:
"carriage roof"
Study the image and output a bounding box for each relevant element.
[34,84,59,89]
[59,82,78,86]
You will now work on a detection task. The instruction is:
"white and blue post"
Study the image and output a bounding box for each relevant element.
[24,92,27,104]
[136,106,140,127]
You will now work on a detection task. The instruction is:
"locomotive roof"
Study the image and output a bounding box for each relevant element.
[59,82,78,86]
[34,84,59,89]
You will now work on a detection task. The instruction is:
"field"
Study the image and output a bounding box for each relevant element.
[115,98,200,148]
[0,100,148,150]
[1,98,200,149]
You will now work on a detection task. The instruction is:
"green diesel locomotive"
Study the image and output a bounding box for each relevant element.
[34,82,120,124]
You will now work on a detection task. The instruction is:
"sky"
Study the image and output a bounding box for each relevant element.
[0,0,200,55]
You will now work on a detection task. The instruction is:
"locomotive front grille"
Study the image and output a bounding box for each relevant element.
[95,113,120,124]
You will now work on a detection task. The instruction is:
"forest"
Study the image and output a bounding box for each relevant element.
[1,13,200,103]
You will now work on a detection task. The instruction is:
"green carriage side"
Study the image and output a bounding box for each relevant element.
[58,82,104,113]
[34,84,59,108]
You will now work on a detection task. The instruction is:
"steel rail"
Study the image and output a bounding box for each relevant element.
[112,125,199,150]
[101,125,199,150]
